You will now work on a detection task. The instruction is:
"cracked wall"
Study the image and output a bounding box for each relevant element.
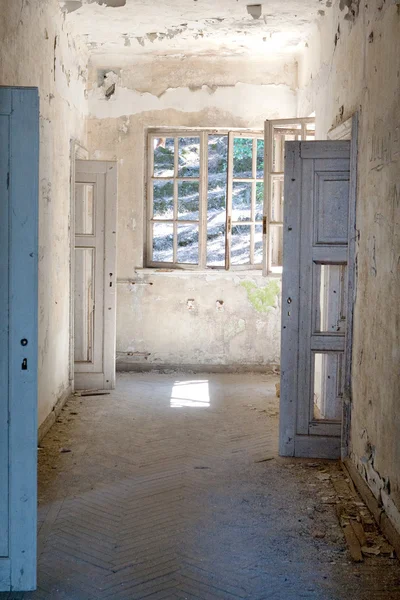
[87,55,295,369]
[298,0,400,533]
[0,0,88,426]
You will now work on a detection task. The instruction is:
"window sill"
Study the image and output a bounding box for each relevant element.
[117,268,282,282]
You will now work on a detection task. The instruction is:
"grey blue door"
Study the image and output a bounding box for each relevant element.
[279,140,351,459]
[0,87,39,591]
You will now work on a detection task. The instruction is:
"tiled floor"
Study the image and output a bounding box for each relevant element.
[3,373,400,599]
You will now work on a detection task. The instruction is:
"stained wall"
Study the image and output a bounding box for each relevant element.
[298,0,400,532]
[0,0,88,425]
[86,55,298,369]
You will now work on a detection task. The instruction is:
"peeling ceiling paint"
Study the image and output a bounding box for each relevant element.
[60,0,331,58]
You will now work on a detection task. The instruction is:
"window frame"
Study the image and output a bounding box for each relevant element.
[145,121,315,273]
[146,127,264,271]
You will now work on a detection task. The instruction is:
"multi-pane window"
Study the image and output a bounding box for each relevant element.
[146,121,314,272]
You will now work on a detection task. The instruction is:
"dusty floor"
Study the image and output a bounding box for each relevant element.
[3,372,400,599]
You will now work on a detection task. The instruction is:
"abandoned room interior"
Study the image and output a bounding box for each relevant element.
[1,0,400,598]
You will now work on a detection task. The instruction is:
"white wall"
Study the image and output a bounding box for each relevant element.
[298,0,400,532]
[0,0,88,425]
[86,55,297,369]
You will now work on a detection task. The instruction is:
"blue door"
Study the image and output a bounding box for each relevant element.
[0,87,39,591]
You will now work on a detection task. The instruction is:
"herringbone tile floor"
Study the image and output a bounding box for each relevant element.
[3,373,400,599]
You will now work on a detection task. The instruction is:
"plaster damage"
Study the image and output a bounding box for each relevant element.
[0,0,88,426]
[86,53,296,369]
[4,0,399,545]
[298,0,400,535]
[60,0,333,57]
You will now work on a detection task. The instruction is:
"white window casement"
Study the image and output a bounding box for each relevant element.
[146,121,314,273]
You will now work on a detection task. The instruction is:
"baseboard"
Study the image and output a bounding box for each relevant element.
[342,458,400,559]
[117,362,279,374]
[38,384,73,443]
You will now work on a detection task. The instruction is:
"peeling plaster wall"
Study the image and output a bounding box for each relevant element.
[87,56,296,369]
[0,0,88,426]
[298,0,400,532]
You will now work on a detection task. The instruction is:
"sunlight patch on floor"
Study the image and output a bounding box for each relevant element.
[170,380,210,408]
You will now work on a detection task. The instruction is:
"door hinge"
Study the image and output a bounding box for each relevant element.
[227,216,232,234]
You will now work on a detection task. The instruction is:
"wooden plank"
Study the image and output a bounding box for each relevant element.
[0,113,9,559]
[342,114,359,459]
[103,162,118,389]
[311,247,348,263]
[294,435,340,459]
[279,142,302,456]
[9,87,39,591]
[296,156,314,435]
[310,335,345,352]
[350,520,367,547]
[343,524,363,562]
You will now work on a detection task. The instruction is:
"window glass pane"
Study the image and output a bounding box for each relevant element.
[255,182,264,221]
[313,352,343,421]
[233,137,253,178]
[232,182,251,222]
[207,135,227,266]
[315,264,347,333]
[256,139,264,178]
[254,224,263,265]
[153,180,174,219]
[271,176,284,222]
[153,137,174,177]
[177,225,199,264]
[231,224,251,265]
[178,181,199,220]
[152,223,173,262]
[178,137,200,177]
[74,248,94,363]
[75,183,94,235]
[270,225,283,267]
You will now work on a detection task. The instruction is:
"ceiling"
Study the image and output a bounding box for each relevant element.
[61,0,331,58]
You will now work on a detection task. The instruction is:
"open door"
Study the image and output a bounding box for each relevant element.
[0,88,38,591]
[73,160,117,390]
[279,140,351,459]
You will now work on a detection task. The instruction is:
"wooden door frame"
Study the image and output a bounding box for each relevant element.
[73,160,117,390]
[328,113,359,459]
[69,140,89,390]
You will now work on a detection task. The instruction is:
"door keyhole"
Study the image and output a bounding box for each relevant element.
[21,358,28,370]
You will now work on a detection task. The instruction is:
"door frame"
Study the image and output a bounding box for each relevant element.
[328,113,359,459]
[73,160,118,390]
[278,113,358,459]
[69,140,89,390]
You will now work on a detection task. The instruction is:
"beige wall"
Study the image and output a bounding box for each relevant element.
[0,0,88,425]
[298,0,400,531]
[86,56,297,369]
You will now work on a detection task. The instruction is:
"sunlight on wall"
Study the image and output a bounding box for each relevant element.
[170,380,210,408]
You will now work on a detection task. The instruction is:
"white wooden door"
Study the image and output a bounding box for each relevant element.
[280,141,351,459]
[74,161,117,390]
[0,88,39,591]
